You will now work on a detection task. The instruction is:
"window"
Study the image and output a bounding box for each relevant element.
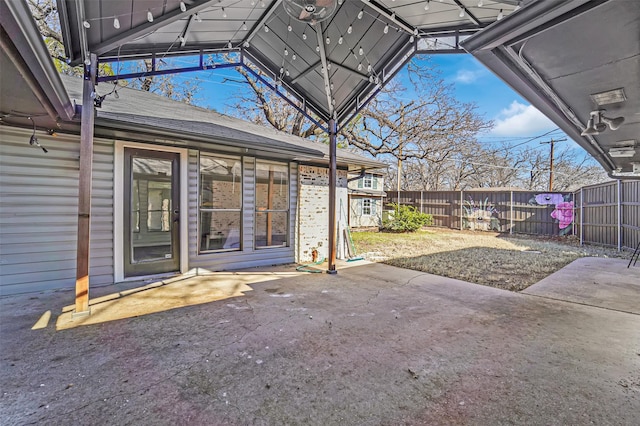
[255,161,289,248]
[199,154,242,252]
[362,198,372,216]
[363,173,373,189]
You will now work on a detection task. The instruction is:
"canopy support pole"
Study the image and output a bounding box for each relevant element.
[74,53,96,316]
[327,117,338,274]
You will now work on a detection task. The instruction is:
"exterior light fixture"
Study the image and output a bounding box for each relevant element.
[590,88,626,106]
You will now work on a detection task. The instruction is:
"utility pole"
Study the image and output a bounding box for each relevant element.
[540,138,566,192]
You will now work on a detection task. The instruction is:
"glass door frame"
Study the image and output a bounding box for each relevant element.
[113,142,189,282]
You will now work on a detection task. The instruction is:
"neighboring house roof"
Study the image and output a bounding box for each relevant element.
[61,75,385,171]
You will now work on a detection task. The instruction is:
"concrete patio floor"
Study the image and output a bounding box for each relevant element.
[1,260,639,425]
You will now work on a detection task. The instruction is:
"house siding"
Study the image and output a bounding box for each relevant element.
[0,127,114,294]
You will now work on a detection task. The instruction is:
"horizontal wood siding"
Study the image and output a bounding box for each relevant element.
[188,154,296,272]
[0,127,114,294]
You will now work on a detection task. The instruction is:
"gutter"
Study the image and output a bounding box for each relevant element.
[0,0,75,122]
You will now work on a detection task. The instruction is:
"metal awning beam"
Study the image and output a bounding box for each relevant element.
[315,22,334,117]
[452,0,482,26]
[360,0,415,36]
[291,60,322,84]
[90,0,218,58]
[245,0,283,45]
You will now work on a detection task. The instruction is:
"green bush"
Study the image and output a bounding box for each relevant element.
[381,203,433,232]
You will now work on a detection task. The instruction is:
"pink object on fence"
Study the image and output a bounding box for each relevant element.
[551,201,574,229]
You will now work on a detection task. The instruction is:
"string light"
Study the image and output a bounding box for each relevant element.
[477,0,483,6]
[384,24,389,34]
[497,9,504,20]
[194,13,202,22]
[180,1,187,12]
[459,8,465,18]
[358,46,364,56]
[83,20,90,28]
[242,22,247,31]
[338,36,343,44]
[357,10,363,19]
[357,63,362,71]
[288,25,292,32]
[347,25,353,34]
[326,36,330,44]
[302,32,307,40]
[222,8,227,18]
[284,48,289,56]
[113,17,120,28]
[147,10,154,22]
[424,1,430,11]
[264,25,269,32]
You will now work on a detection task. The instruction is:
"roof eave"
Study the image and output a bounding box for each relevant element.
[1,0,75,122]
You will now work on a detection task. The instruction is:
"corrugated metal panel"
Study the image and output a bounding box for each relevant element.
[188,154,296,271]
[0,127,115,294]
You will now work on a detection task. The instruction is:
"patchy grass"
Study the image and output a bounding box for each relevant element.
[351,228,629,291]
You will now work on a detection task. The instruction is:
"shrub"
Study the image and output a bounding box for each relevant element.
[382,203,433,232]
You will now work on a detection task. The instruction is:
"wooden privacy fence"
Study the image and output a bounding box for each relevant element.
[574,180,640,251]
[385,190,575,236]
[385,182,639,249]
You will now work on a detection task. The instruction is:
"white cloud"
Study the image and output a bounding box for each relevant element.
[491,101,556,136]
[454,69,483,84]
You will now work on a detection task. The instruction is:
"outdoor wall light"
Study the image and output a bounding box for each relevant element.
[581,110,624,136]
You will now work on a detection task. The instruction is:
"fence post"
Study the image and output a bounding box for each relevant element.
[617,179,622,251]
[579,187,584,246]
[459,190,464,231]
[509,191,514,235]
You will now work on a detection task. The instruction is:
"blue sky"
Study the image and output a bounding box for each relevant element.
[166,52,587,157]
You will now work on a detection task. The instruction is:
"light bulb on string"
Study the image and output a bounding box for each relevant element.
[284,48,289,56]
[180,1,187,12]
[194,13,202,22]
[477,0,483,7]
[459,8,465,18]
[384,24,389,34]
[292,54,296,60]
[147,10,154,22]
[326,36,330,44]
[83,20,91,28]
[424,1,430,11]
[288,25,292,32]
[222,8,227,18]
[242,22,247,31]
[302,32,307,40]
[338,36,343,44]
[357,63,363,71]
[347,25,353,34]
[359,46,364,56]
[357,10,363,19]
[497,9,504,20]
[264,25,269,32]
[113,17,120,28]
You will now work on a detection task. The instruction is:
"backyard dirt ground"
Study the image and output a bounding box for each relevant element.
[351,228,631,291]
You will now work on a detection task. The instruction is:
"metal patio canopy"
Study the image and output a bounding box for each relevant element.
[57,0,521,125]
[52,0,521,314]
[462,0,640,179]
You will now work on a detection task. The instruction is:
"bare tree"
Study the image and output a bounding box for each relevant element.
[29,0,200,104]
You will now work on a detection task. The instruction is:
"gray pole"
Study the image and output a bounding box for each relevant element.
[327,118,337,274]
